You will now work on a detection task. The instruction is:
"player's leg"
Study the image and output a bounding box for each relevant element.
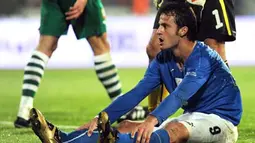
[73,0,148,121]
[73,0,122,101]
[97,111,170,143]
[116,115,178,134]
[146,30,161,63]
[114,129,170,143]
[204,39,228,65]
[88,33,123,100]
[196,0,236,67]
[31,110,168,143]
[14,0,68,128]
[14,37,59,128]
[30,108,101,143]
[162,112,238,143]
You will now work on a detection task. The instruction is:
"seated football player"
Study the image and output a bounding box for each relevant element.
[147,0,236,114]
[30,2,242,143]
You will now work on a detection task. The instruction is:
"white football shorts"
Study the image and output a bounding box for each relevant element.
[155,112,238,143]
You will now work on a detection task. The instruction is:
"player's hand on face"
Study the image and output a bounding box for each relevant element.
[76,117,98,137]
[65,0,87,20]
[131,115,158,143]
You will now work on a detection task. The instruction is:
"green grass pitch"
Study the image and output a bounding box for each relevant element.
[0,67,254,143]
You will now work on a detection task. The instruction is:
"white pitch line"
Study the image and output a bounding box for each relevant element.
[0,121,78,129]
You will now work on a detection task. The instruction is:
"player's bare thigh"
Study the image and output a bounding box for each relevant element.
[146,29,161,61]
[204,38,226,61]
[37,35,59,57]
[87,32,110,56]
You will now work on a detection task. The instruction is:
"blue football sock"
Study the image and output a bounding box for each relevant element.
[58,128,170,143]
[150,129,170,143]
[60,129,99,143]
[116,129,170,143]
[116,133,136,143]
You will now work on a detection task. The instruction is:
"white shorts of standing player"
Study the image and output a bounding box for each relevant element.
[154,112,238,143]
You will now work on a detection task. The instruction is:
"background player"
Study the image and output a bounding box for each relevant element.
[29,2,242,143]
[147,0,236,112]
[14,0,148,128]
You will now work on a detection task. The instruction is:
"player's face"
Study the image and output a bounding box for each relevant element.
[157,14,180,50]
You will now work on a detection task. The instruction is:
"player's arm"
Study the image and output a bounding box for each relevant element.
[150,56,211,125]
[102,59,162,123]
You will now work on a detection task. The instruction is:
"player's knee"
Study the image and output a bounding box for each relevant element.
[118,120,131,127]
[117,120,142,133]
[88,33,110,55]
[163,122,189,143]
[37,35,58,57]
[117,120,130,132]
[204,38,225,51]
[204,38,226,60]
[146,30,161,62]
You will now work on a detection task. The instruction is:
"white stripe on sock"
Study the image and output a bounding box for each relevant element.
[95,61,113,70]
[24,75,41,83]
[102,76,119,85]
[94,53,111,62]
[33,51,49,63]
[108,82,122,93]
[98,69,117,78]
[24,66,44,75]
[17,96,33,120]
[29,58,46,67]
[22,84,38,92]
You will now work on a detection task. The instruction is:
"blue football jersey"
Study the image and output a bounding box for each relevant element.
[103,41,242,126]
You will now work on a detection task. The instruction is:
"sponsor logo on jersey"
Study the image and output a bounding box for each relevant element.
[175,78,183,86]
[186,71,197,77]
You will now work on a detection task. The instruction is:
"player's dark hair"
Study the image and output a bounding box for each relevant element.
[158,2,197,41]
